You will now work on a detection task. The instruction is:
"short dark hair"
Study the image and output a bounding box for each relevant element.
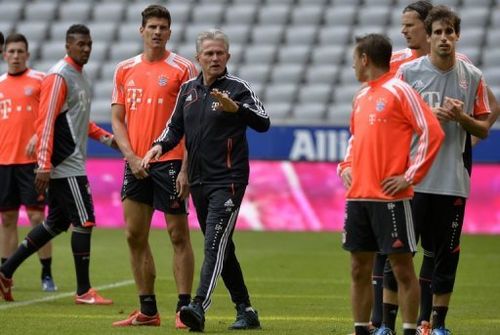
[141,4,171,28]
[403,1,433,21]
[424,5,461,36]
[354,34,392,70]
[5,33,29,51]
[0,32,4,48]
[66,24,90,43]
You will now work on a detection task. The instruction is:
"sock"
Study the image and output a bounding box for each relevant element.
[432,306,448,329]
[371,253,386,328]
[40,257,52,279]
[382,303,399,331]
[140,294,158,316]
[354,323,371,335]
[177,294,191,312]
[1,224,56,278]
[403,324,417,335]
[418,255,434,324]
[1,258,7,265]
[72,230,91,296]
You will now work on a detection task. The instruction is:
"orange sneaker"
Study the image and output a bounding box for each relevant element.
[113,310,161,327]
[417,321,432,335]
[0,272,14,301]
[74,288,113,305]
[176,311,188,329]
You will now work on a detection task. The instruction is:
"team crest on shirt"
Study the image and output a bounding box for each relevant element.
[158,75,169,87]
[459,78,468,90]
[412,80,424,90]
[375,98,386,112]
[24,86,34,96]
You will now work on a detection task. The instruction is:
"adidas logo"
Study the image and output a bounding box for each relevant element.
[127,79,136,86]
[186,94,193,102]
[224,199,234,208]
[392,239,404,248]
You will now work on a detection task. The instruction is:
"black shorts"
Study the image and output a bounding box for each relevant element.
[412,192,466,257]
[343,200,417,255]
[45,176,96,231]
[0,163,45,212]
[121,160,187,215]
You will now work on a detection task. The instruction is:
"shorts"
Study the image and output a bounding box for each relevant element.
[121,160,187,215]
[0,163,45,212]
[45,176,96,231]
[343,199,417,255]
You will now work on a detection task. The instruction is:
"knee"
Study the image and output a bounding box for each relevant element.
[125,228,148,248]
[27,211,44,225]
[351,259,372,284]
[1,212,18,226]
[167,222,190,249]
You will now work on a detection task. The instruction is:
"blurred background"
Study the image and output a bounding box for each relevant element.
[2,0,499,232]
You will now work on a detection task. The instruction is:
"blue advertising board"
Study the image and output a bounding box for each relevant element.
[89,124,500,163]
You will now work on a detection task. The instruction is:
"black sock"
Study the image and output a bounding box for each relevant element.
[177,294,191,312]
[140,294,158,316]
[432,306,448,329]
[72,230,91,296]
[354,325,371,335]
[382,303,399,331]
[418,255,434,324]
[371,253,386,328]
[403,328,416,335]
[40,257,52,279]
[1,224,56,278]
[1,258,7,265]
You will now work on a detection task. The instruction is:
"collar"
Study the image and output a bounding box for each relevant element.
[64,56,83,72]
[7,68,29,77]
[367,71,393,88]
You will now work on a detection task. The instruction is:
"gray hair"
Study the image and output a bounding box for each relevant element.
[195,28,229,54]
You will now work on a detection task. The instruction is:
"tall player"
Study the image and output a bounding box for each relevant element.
[397,6,490,335]
[0,25,114,304]
[111,5,197,328]
[374,3,499,335]
[0,33,57,292]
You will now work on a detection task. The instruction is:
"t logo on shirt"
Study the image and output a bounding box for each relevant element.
[0,99,12,119]
[127,88,143,111]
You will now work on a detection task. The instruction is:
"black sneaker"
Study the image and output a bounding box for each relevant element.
[228,304,261,330]
[180,301,205,332]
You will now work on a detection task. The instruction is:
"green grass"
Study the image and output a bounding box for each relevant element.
[0,229,499,334]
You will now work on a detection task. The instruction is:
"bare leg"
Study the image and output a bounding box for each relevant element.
[388,253,419,327]
[124,199,155,295]
[1,211,19,259]
[165,213,194,296]
[351,251,375,324]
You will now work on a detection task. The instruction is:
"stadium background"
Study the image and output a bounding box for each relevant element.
[1,0,499,233]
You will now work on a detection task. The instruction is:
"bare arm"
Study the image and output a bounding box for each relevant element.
[111,103,148,179]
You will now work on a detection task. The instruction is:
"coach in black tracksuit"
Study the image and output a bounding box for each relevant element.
[142,29,270,332]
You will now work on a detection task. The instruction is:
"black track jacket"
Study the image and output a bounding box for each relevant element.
[154,70,270,186]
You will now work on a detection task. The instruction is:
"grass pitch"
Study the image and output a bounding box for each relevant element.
[0,229,499,334]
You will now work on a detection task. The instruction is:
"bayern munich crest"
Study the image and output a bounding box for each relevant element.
[24,86,34,96]
[158,75,168,86]
[375,98,386,112]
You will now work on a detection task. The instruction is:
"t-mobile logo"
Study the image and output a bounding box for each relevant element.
[0,99,12,119]
[126,88,143,111]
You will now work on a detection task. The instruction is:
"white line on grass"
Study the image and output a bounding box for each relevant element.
[0,279,134,310]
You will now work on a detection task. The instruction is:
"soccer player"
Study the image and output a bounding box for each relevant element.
[0,33,57,292]
[0,24,114,304]
[111,5,196,328]
[339,33,444,335]
[142,28,270,332]
[396,6,491,335]
[372,3,499,334]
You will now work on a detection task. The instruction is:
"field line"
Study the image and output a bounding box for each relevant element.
[0,279,134,310]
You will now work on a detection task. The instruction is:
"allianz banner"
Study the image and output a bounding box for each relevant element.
[88,124,500,163]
